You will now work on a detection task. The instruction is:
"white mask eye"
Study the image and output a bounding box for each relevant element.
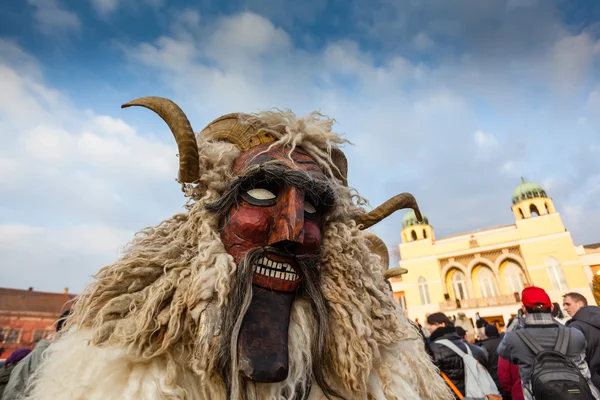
[304,201,316,214]
[246,188,276,200]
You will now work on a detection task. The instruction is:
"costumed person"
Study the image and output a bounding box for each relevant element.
[454,312,475,343]
[24,97,452,399]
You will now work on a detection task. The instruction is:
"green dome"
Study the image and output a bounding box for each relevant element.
[402,210,429,228]
[512,179,548,205]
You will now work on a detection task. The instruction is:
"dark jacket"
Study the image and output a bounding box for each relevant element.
[478,334,502,390]
[566,306,600,389]
[427,326,489,398]
[0,364,15,399]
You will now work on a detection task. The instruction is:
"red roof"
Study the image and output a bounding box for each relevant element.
[0,288,78,314]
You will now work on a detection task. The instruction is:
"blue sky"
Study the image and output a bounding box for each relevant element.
[1,0,600,293]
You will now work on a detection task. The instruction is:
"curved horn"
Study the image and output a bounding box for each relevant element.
[121,96,200,183]
[384,267,408,279]
[355,192,422,230]
[363,232,390,269]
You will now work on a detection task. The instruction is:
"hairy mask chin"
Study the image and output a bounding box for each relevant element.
[251,256,300,292]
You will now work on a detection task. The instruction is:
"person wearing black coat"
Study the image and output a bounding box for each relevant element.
[563,292,600,389]
[477,324,502,392]
[426,312,489,398]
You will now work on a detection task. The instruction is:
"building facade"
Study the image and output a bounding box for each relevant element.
[390,180,596,331]
[0,287,76,360]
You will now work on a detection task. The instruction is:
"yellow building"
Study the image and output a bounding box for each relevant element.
[390,179,596,330]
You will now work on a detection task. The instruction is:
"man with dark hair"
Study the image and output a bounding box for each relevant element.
[426,312,490,398]
[564,291,600,389]
[498,286,598,400]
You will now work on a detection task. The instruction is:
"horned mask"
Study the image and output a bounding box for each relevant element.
[121,96,423,389]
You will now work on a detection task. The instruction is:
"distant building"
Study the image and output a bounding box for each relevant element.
[390,179,596,332]
[577,243,600,279]
[0,287,76,360]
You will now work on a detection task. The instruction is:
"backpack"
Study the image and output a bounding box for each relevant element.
[516,327,596,400]
[436,339,501,400]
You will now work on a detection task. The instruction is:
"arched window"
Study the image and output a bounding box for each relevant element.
[519,208,525,219]
[545,203,550,215]
[546,256,568,291]
[418,276,431,305]
[504,262,526,294]
[476,267,498,298]
[423,229,427,239]
[451,270,469,300]
[411,230,417,241]
[530,204,540,217]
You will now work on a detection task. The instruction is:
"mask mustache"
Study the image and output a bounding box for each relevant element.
[260,245,321,266]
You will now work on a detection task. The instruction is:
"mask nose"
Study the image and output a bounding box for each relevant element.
[268,186,305,245]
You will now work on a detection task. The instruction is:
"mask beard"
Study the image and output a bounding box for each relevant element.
[213,249,340,399]
[237,286,295,382]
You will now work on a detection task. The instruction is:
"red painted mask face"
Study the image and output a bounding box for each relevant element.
[220,143,331,292]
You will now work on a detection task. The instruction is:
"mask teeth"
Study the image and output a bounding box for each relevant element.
[253,260,299,281]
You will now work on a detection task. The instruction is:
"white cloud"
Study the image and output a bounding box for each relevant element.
[474,130,498,149]
[209,12,292,56]
[0,223,132,292]
[27,0,81,37]
[500,161,516,174]
[91,0,119,17]
[0,40,185,292]
[413,32,434,51]
[89,0,166,17]
[506,0,539,9]
[549,33,596,92]
[473,130,500,162]
[23,125,75,163]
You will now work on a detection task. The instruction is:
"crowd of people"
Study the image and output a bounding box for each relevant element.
[414,287,600,400]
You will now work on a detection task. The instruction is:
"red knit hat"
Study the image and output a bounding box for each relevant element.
[521,286,551,309]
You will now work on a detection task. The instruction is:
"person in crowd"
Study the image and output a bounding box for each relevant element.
[455,326,468,341]
[505,309,526,333]
[0,349,31,398]
[426,312,489,398]
[498,286,599,400]
[2,309,72,400]
[478,324,503,391]
[414,317,430,339]
[498,356,524,400]
[563,292,600,389]
[454,312,474,336]
[552,302,567,324]
[475,318,489,344]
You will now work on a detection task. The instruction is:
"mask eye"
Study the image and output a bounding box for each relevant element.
[304,201,317,214]
[241,187,277,206]
[247,188,276,200]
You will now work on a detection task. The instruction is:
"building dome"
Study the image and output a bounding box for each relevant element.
[402,209,429,228]
[512,179,548,205]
